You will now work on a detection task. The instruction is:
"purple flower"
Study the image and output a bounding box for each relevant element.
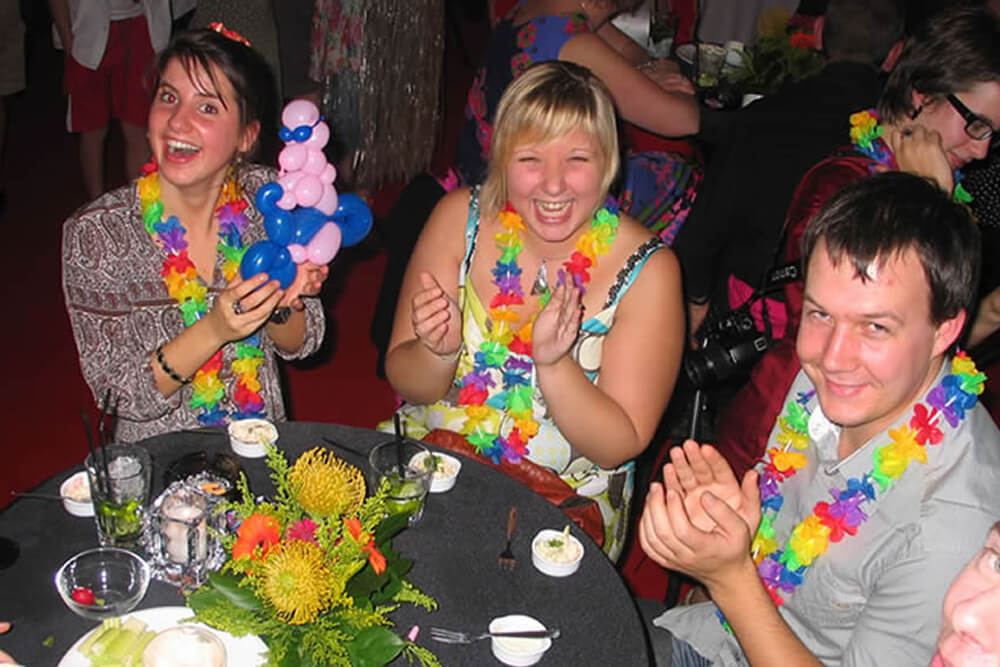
[758,557,783,587]
[504,357,533,373]
[155,217,188,253]
[759,472,781,500]
[828,494,867,527]
[460,371,494,391]
[493,272,523,294]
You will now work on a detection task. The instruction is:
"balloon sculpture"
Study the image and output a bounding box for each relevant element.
[240,99,373,288]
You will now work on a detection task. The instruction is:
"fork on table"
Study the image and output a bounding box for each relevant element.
[498,505,518,570]
[429,627,561,644]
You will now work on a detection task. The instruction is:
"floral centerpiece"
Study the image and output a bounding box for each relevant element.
[731,8,824,97]
[186,445,440,667]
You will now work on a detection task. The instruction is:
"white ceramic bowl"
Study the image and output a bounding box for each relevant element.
[227,419,278,458]
[531,529,584,577]
[60,471,94,517]
[409,451,462,493]
[489,614,552,666]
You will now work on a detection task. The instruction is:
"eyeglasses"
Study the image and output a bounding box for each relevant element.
[946,93,998,144]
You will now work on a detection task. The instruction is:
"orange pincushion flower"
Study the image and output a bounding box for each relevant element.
[232,513,281,561]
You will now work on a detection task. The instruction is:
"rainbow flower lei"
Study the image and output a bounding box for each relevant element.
[455,200,619,464]
[717,352,986,632]
[849,109,972,203]
[137,161,267,425]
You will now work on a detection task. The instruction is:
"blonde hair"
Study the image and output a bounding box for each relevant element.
[479,61,620,222]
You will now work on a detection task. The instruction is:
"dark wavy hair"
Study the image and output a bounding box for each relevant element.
[154,28,278,159]
[802,172,980,329]
[878,5,1000,122]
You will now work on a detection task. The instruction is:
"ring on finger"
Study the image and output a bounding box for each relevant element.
[232,300,243,315]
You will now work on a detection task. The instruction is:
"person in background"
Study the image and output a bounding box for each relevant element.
[383,61,685,560]
[712,4,1000,479]
[48,0,171,200]
[934,522,1000,667]
[459,0,700,240]
[675,0,904,347]
[62,28,327,442]
[641,173,1000,666]
[0,0,25,217]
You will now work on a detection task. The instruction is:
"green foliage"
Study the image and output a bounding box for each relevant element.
[185,443,438,666]
[732,32,823,96]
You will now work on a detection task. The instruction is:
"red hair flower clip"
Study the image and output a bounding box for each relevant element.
[207,22,251,47]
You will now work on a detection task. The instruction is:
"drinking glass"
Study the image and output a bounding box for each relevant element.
[695,42,726,89]
[85,444,152,548]
[368,440,433,525]
[647,1,677,59]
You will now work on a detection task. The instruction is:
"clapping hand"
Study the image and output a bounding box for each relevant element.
[411,271,462,359]
[638,440,761,586]
[532,282,583,367]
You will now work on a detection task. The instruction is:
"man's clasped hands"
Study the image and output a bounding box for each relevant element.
[638,439,763,594]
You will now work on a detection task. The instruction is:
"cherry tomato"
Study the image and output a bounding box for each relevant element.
[70,586,96,605]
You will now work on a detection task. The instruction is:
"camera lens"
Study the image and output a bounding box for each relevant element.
[684,335,769,388]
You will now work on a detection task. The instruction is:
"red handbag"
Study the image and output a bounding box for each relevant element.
[421,429,605,548]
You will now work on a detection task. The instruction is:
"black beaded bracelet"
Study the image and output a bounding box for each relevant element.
[155,344,191,385]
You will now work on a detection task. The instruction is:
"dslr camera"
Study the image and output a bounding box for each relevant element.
[684,305,769,389]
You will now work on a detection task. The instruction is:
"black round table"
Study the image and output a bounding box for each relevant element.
[0,422,649,666]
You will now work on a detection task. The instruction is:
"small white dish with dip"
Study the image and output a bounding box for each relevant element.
[227,418,278,458]
[409,450,462,493]
[488,614,552,666]
[60,471,93,517]
[531,527,584,577]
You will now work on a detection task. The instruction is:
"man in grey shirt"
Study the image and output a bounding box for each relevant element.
[639,173,1000,666]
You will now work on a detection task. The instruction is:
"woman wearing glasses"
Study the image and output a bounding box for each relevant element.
[706,5,1000,481]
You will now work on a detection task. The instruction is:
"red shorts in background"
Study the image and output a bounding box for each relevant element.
[65,15,156,133]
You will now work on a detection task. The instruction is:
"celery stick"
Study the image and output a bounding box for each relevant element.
[78,624,112,656]
[125,630,156,667]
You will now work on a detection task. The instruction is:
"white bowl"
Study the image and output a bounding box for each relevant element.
[142,625,226,667]
[409,451,462,493]
[531,529,584,577]
[227,419,278,458]
[60,471,94,517]
[489,614,552,666]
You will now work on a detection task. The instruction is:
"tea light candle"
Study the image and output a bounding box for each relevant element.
[162,495,207,565]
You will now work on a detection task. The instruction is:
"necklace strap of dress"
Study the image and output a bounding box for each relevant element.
[603,237,665,309]
[459,186,482,287]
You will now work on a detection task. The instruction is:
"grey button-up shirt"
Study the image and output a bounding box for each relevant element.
[655,365,1000,666]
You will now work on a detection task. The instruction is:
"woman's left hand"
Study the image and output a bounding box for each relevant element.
[638,60,695,95]
[533,282,583,367]
[280,262,329,310]
[884,125,954,193]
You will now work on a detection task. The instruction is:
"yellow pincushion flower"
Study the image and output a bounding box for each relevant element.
[288,447,365,518]
[259,540,338,625]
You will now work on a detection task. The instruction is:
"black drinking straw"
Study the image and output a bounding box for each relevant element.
[97,388,112,483]
[393,413,405,478]
[80,409,108,497]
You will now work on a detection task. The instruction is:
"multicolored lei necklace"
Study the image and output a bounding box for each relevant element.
[455,199,619,464]
[137,160,267,426]
[717,351,986,632]
[849,109,972,203]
